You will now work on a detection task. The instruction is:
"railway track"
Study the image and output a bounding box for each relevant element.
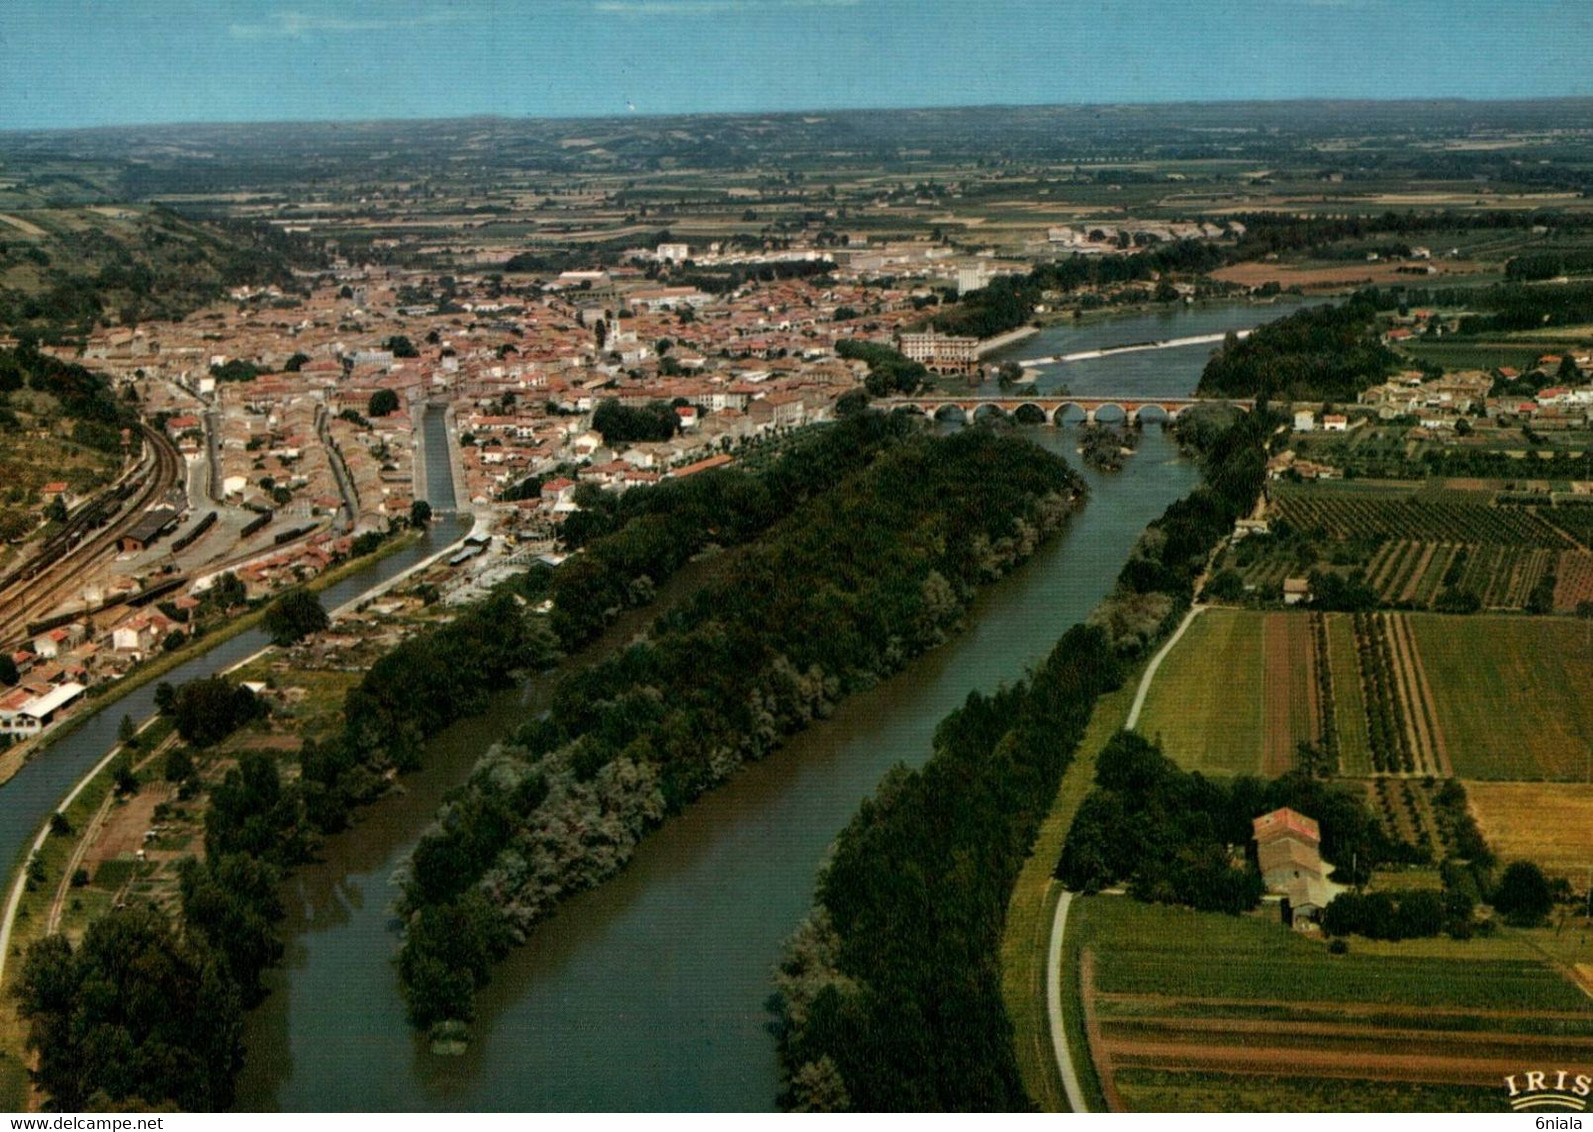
[0,424,184,647]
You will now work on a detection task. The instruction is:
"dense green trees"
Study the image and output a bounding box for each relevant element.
[546,411,922,647]
[1089,407,1274,653]
[774,623,1123,1110]
[0,345,139,435]
[305,594,559,831]
[590,398,678,444]
[1321,889,1449,940]
[834,339,928,396]
[263,587,328,646]
[772,408,1283,1110]
[165,677,262,748]
[16,909,243,1111]
[367,388,400,417]
[1197,299,1397,401]
[1057,732,1384,903]
[178,854,285,1004]
[1493,860,1554,927]
[396,427,1085,1037]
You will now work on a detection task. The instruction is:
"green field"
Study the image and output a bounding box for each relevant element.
[1079,897,1588,1012]
[1134,609,1264,776]
[1325,614,1373,774]
[1409,614,1593,780]
[1115,1070,1502,1113]
[1068,896,1593,1112]
[1400,339,1544,374]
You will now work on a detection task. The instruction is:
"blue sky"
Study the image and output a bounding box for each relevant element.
[3,0,1591,130]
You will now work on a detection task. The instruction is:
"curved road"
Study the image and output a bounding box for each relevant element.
[1046,889,1089,1113]
[1124,603,1205,731]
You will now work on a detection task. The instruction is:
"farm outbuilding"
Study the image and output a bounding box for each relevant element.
[1253,806,1330,929]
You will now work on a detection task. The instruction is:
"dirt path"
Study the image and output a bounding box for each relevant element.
[1080,948,1124,1112]
[45,791,116,935]
[1103,1038,1553,1088]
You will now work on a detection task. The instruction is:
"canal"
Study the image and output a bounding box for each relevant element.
[0,406,470,899]
[232,301,1291,1111]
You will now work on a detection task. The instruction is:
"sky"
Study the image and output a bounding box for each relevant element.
[2,0,1591,131]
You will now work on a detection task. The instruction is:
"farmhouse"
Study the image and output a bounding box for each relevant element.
[1253,806,1330,929]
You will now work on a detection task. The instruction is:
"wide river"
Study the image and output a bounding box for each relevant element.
[224,301,1305,1111]
[986,296,1310,399]
[0,303,1292,1112]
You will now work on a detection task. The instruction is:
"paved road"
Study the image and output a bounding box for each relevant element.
[1046,889,1089,1113]
[1124,603,1206,731]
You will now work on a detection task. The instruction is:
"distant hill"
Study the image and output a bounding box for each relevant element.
[0,204,320,339]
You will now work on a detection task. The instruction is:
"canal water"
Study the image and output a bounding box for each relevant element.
[230,301,1301,1111]
[0,406,470,890]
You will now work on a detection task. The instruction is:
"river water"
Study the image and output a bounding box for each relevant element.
[983,298,1310,399]
[229,301,1306,1112]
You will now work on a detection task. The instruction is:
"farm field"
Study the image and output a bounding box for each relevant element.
[1133,608,1267,776]
[1409,615,1593,780]
[1466,781,1593,880]
[1261,613,1317,776]
[1139,607,1459,780]
[1556,550,1593,610]
[1230,481,1591,612]
[1068,896,1593,1113]
[1324,614,1373,775]
[1270,483,1569,547]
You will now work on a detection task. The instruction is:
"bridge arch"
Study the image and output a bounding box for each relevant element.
[1132,403,1172,424]
[1091,402,1127,424]
[1053,401,1089,424]
[1012,402,1048,425]
[931,403,968,424]
[970,403,1008,424]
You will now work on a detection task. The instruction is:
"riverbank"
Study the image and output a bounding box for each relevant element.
[393,428,1087,1040]
[232,424,1201,1111]
[0,528,426,792]
[1000,677,1134,1113]
[770,404,1272,1109]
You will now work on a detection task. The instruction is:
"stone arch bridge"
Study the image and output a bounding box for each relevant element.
[877,395,1253,425]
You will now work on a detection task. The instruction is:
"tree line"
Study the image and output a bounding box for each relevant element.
[1196,298,1398,402]
[533,410,924,647]
[769,408,1277,1110]
[395,426,1086,1040]
[1057,731,1387,904]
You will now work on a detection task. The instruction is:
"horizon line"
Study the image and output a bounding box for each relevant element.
[6,93,1593,139]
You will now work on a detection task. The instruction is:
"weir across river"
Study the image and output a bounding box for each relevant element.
[1011,328,1251,368]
